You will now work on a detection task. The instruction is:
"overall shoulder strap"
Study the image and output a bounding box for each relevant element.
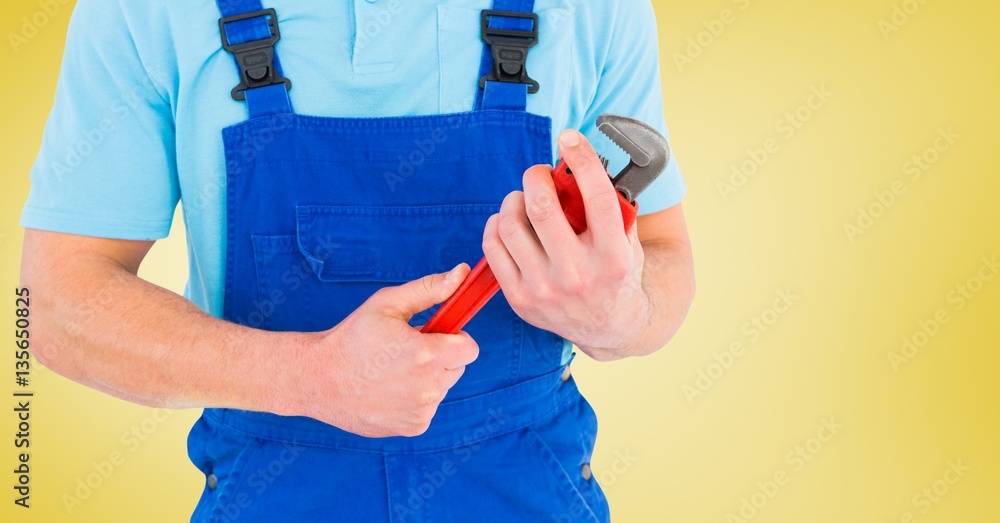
[217,0,293,118]
[476,0,538,111]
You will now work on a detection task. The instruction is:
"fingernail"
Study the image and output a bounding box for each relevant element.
[445,264,463,284]
[559,130,580,147]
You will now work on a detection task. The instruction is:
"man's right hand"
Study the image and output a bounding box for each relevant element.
[291,264,479,438]
[22,229,478,440]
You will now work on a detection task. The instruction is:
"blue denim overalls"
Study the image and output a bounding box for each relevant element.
[186,1,609,521]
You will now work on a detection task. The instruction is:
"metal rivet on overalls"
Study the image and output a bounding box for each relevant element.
[561,365,572,382]
[581,463,592,481]
[207,473,218,491]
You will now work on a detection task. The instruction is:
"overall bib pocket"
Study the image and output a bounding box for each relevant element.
[250,204,524,394]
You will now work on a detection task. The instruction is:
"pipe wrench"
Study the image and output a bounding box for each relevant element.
[421,114,671,334]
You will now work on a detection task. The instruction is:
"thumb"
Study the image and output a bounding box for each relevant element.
[374,263,470,319]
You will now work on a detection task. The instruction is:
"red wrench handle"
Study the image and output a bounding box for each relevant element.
[420,160,638,334]
[420,257,499,334]
[550,160,640,236]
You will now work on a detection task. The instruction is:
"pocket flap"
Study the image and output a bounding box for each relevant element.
[295,204,497,282]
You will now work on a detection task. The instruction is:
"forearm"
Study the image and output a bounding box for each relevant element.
[22,244,311,415]
[576,239,695,359]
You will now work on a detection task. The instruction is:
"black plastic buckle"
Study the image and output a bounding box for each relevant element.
[219,8,291,101]
[480,10,539,93]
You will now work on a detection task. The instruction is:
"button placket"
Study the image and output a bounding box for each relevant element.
[353,0,399,75]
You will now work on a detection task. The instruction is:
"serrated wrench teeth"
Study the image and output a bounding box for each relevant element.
[596,114,671,203]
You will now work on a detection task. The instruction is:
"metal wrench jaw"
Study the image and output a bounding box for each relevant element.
[597,114,671,203]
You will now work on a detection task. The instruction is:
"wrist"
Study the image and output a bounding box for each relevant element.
[622,288,655,355]
[263,329,325,418]
[577,288,654,360]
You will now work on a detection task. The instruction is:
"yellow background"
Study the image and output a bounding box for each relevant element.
[2,0,998,521]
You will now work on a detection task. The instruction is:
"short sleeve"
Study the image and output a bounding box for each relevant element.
[579,0,686,216]
[20,0,179,240]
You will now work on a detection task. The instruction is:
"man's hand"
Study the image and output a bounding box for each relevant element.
[483,130,654,361]
[292,264,480,438]
[23,228,479,439]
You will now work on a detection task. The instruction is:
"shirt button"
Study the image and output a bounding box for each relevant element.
[207,473,218,491]
[561,365,572,382]
[581,463,593,481]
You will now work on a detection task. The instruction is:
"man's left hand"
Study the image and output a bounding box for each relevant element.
[482,129,651,361]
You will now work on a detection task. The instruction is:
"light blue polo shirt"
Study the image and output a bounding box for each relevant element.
[22,0,686,322]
